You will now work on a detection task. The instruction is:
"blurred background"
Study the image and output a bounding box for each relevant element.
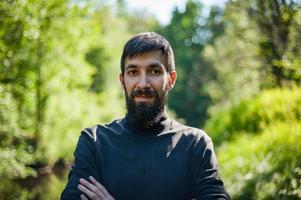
[0,0,301,199]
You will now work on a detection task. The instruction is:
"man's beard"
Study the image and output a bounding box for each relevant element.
[125,87,167,130]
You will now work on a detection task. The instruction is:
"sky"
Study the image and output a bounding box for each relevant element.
[124,0,228,25]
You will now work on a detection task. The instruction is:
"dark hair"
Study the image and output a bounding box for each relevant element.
[120,32,175,74]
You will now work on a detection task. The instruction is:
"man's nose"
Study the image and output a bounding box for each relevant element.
[137,73,150,88]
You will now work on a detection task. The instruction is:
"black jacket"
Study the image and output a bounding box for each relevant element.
[61,117,230,200]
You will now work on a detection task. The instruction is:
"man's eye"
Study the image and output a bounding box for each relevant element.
[152,69,161,75]
[128,70,137,76]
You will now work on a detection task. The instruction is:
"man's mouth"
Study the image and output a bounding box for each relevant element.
[131,89,157,103]
[134,95,154,102]
[135,95,153,100]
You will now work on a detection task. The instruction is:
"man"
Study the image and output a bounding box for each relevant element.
[61,32,230,200]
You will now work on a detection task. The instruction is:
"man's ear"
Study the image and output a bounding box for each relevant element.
[167,70,177,91]
[119,73,125,89]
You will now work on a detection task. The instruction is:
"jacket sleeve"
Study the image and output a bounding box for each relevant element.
[60,129,100,200]
[190,134,231,200]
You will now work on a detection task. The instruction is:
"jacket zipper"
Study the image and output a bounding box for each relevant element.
[145,137,150,200]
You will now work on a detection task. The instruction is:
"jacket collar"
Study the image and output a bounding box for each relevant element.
[122,113,172,136]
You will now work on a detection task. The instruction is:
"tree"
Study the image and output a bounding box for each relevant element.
[203,0,261,111]
[250,0,301,87]
[158,0,224,127]
[203,0,301,113]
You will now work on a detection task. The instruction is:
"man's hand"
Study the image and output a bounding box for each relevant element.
[78,176,115,200]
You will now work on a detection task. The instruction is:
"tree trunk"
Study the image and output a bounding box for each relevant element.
[34,39,44,150]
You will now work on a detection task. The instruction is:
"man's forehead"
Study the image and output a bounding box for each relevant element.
[124,51,165,67]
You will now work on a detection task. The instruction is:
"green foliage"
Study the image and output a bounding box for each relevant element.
[0,0,160,186]
[205,87,301,199]
[218,122,301,199]
[86,47,110,93]
[203,1,261,110]
[1,0,300,198]
[0,172,69,200]
[250,0,301,87]
[204,0,301,113]
[206,87,301,145]
[159,1,225,127]
[0,85,36,180]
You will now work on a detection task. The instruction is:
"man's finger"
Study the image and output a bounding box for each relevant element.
[80,194,89,200]
[89,176,110,196]
[78,184,99,200]
[79,178,99,194]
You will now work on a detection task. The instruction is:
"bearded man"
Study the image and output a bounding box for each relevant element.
[61,32,230,200]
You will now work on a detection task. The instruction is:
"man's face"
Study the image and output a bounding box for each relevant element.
[119,51,176,126]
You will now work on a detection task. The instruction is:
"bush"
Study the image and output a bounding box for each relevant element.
[217,122,301,200]
[0,87,35,180]
[205,87,301,145]
[205,87,301,199]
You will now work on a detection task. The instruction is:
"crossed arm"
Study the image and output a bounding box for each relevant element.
[77,176,197,200]
[77,176,114,200]
[61,132,109,200]
[61,131,230,200]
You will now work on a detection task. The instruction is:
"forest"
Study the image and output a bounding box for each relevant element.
[0,0,300,199]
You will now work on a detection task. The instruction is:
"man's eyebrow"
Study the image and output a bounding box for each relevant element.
[125,64,138,70]
[148,62,164,69]
[125,62,165,70]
